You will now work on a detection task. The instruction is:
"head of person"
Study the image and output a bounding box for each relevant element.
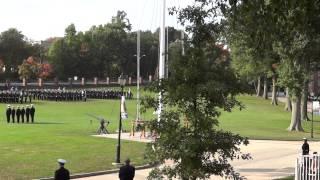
[57,159,66,167]
[7,105,10,108]
[303,138,307,143]
[125,158,130,165]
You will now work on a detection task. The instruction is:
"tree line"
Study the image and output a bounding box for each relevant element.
[0,11,183,81]
[228,0,320,132]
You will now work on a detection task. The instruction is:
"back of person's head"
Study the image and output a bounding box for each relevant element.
[125,158,130,165]
[57,159,67,167]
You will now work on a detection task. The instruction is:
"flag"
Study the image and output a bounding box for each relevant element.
[121,95,128,119]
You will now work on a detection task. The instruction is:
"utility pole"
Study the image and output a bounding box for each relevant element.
[136,30,141,121]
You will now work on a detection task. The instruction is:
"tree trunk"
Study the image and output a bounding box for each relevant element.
[284,88,292,111]
[271,75,278,105]
[301,80,309,121]
[287,96,304,131]
[256,76,261,97]
[262,75,268,99]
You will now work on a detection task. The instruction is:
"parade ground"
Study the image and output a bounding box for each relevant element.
[0,94,319,179]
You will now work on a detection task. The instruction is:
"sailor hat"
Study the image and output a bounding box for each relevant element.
[57,159,67,164]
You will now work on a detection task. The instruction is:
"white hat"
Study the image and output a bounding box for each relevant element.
[7,105,10,107]
[57,159,67,164]
[303,137,307,140]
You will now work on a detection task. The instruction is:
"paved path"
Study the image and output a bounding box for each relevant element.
[76,133,320,180]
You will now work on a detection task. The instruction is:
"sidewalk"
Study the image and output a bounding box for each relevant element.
[76,133,318,180]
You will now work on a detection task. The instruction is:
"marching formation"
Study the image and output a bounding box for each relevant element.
[24,88,133,101]
[6,104,36,123]
[0,90,32,104]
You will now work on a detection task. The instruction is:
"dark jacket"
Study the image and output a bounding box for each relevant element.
[302,142,309,155]
[119,164,135,180]
[54,167,70,180]
[6,107,11,123]
[11,108,16,121]
[30,107,35,116]
[6,108,11,117]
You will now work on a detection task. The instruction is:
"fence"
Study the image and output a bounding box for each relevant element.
[296,154,320,180]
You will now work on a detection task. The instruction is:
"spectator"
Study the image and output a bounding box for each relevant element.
[119,158,135,180]
[54,159,70,180]
[302,138,309,155]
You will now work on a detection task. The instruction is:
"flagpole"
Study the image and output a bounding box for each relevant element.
[158,0,166,122]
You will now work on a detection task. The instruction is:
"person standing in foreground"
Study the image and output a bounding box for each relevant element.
[21,106,25,123]
[30,104,35,123]
[16,106,21,123]
[26,105,30,123]
[6,105,11,123]
[119,158,135,180]
[11,106,15,123]
[302,138,309,155]
[54,159,70,180]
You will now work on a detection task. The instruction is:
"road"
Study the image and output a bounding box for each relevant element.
[76,134,319,180]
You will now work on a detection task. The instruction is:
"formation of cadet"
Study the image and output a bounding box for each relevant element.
[0,89,32,104]
[85,89,133,99]
[6,104,36,123]
[27,89,87,102]
[24,88,133,101]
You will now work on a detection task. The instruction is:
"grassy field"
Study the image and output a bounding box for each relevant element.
[0,87,152,179]
[219,95,320,140]
[0,87,318,179]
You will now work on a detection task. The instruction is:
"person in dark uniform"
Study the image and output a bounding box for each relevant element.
[6,105,11,123]
[302,138,309,155]
[11,106,16,123]
[30,104,35,123]
[21,106,25,123]
[26,105,30,123]
[119,158,135,180]
[16,106,21,123]
[54,159,70,180]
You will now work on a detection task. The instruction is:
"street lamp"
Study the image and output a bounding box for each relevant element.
[308,93,320,138]
[115,73,126,164]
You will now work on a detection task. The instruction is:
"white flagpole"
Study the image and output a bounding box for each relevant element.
[158,0,166,122]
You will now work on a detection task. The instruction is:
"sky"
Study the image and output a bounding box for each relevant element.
[0,0,194,41]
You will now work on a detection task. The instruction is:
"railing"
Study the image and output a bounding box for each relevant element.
[296,154,320,180]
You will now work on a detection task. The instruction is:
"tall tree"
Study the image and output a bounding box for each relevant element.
[143,2,251,179]
[0,28,33,79]
[270,0,320,131]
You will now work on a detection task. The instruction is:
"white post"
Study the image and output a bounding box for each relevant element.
[158,0,166,122]
[137,30,141,121]
[106,77,109,85]
[166,26,169,78]
[181,30,185,56]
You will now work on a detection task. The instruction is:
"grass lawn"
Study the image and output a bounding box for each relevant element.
[0,86,317,179]
[0,88,152,179]
[219,95,320,141]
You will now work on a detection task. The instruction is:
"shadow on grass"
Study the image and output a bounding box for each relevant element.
[32,122,65,125]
